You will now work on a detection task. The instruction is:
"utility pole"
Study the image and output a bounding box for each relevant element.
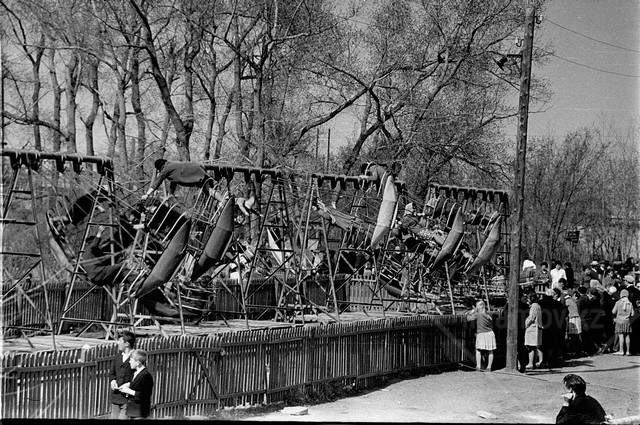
[506,1,536,371]
[1,38,5,148]
[325,128,331,173]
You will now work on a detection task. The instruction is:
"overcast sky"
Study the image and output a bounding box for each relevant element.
[526,0,640,140]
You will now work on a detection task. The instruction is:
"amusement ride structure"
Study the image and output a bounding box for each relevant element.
[2,149,510,342]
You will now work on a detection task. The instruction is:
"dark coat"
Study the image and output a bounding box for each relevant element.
[151,161,209,192]
[565,266,575,288]
[556,394,606,424]
[83,236,135,287]
[109,352,134,405]
[126,368,154,418]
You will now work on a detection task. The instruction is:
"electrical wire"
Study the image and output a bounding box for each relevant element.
[539,49,640,78]
[545,18,640,53]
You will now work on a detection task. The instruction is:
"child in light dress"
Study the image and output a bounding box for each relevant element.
[467,300,496,371]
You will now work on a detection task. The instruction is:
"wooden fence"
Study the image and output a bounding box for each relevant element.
[3,275,359,329]
[2,281,112,335]
[2,314,477,419]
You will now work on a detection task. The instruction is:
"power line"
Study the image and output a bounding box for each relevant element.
[545,19,640,53]
[334,14,640,78]
[540,49,640,78]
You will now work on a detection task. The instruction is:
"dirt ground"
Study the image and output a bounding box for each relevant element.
[238,352,640,423]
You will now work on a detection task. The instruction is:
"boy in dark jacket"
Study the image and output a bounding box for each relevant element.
[556,374,606,424]
[120,349,154,419]
[109,331,136,419]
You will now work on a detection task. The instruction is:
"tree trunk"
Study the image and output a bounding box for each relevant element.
[107,102,118,159]
[48,45,62,209]
[252,68,264,167]
[64,54,79,153]
[232,12,249,160]
[214,94,234,160]
[84,59,100,156]
[31,39,45,151]
[116,77,128,165]
[204,98,215,162]
[48,46,62,152]
[183,29,199,157]
[131,47,146,186]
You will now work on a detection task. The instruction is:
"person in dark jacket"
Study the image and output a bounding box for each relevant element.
[48,186,110,235]
[517,294,531,372]
[119,349,154,419]
[576,286,591,355]
[564,262,575,289]
[109,331,136,419]
[83,226,137,287]
[142,159,224,202]
[585,287,605,354]
[556,374,606,424]
[538,289,566,366]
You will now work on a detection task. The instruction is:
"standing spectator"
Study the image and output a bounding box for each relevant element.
[467,300,496,371]
[119,349,154,419]
[601,285,617,353]
[554,289,569,363]
[576,287,590,355]
[612,289,635,355]
[534,262,551,292]
[581,264,597,289]
[602,268,616,290]
[550,262,567,291]
[591,261,604,280]
[525,292,543,369]
[539,289,566,367]
[556,374,606,424]
[585,288,605,355]
[516,293,531,372]
[109,331,136,419]
[142,159,225,202]
[623,275,639,305]
[565,292,583,358]
[624,275,640,354]
[564,262,575,289]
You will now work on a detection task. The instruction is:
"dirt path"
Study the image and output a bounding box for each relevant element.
[241,353,640,423]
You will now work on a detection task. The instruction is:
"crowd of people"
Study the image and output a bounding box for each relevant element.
[462,258,639,423]
[467,258,639,374]
[514,257,639,370]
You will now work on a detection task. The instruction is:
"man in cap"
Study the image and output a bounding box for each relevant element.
[591,260,603,280]
[622,274,639,305]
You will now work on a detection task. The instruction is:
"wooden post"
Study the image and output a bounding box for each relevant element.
[507,2,536,371]
[1,39,4,148]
